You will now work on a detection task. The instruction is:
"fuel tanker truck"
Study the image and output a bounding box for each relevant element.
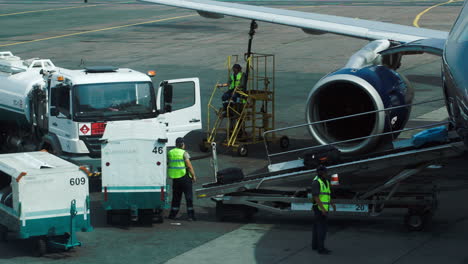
[0,51,202,171]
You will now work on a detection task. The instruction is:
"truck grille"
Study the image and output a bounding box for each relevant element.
[80,136,103,158]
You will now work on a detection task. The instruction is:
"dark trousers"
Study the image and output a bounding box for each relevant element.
[222,89,240,102]
[312,205,328,250]
[169,175,194,217]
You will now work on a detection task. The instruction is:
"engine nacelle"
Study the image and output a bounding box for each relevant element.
[306,65,414,155]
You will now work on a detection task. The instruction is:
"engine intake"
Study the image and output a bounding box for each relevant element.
[306,65,413,155]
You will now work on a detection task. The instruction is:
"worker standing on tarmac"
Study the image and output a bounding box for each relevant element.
[311,165,335,255]
[167,137,197,221]
[218,64,247,104]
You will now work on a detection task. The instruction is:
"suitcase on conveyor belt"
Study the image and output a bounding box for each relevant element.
[411,125,448,148]
[303,145,341,169]
[217,167,244,184]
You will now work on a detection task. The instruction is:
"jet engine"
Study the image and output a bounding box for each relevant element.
[306,65,414,155]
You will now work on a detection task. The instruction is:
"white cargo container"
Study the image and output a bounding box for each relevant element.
[0,151,92,256]
[101,119,169,225]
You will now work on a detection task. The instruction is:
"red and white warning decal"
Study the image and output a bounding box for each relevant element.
[79,123,91,136]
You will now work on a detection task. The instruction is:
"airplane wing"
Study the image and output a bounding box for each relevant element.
[141,0,448,43]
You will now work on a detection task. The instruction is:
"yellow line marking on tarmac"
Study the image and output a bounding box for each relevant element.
[0,1,131,17]
[0,14,196,47]
[0,4,100,17]
[413,0,461,27]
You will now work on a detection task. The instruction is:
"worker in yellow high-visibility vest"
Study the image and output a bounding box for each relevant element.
[311,165,336,255]
[167,137,197,221]
[218,64,246,103]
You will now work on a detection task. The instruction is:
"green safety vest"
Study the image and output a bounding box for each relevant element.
[312,176,331,211]
[167,148,186,179]
[229,72,243,90]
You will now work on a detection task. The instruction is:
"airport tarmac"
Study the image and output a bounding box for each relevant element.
[0,0,467,263]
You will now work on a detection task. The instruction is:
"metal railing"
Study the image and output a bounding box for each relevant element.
[263,98,449,165]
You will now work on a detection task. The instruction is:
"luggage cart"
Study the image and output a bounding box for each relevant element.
[0,151,92,256]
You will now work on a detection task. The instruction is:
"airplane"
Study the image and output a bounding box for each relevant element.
[141,0,468,155]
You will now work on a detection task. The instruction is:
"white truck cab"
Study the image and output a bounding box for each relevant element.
[45,67,202,169]
[0,52,202,172]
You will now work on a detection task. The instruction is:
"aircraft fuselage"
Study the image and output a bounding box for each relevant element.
[442,0,468,146]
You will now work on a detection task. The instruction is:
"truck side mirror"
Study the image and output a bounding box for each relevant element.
[163,84,173,104]
[50,107,59,117]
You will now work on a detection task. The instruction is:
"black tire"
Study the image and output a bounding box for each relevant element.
[153,209,164,224]
[243,207,256,222]
[138,209,153,226]
[33,238,47,257]
[404,211,430,231]
[215,202,226,222]
[106,210,115,225]
[199,138,209,152]
[279,136,290,149]
[0,225,8,242]
[42,142,63,156]
[237,144,248,157]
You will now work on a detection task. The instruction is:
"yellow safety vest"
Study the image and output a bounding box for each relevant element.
[312,176,331,211]
[229,72,243,90]
[167,148,186,179]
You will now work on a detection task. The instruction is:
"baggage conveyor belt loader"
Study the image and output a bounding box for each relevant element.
[196,129,465,231]
[0,151,92,256]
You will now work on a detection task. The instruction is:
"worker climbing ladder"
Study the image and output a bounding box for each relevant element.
[200,53,289,156]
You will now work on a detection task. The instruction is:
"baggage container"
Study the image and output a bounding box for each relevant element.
[217,167,244,184]
[101,119,169,225]
[303,145,341,169]
[0,151,92,256]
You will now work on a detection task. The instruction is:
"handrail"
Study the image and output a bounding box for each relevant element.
[263,98,447,165]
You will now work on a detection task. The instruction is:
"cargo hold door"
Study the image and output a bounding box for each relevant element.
[157,78,201,146]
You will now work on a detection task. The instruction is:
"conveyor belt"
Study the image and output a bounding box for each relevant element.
[196,140,465,198]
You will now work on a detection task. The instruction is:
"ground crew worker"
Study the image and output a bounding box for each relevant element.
[218,64,246,103]
[167,137,197,221]
[311,165,335,255]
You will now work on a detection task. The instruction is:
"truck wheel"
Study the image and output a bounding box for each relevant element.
[33,238,47,257]
[237,144,248,157]
[279,136,289,149]
[42,143,62,156]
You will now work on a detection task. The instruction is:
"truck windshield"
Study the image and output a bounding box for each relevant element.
[74,82,156,120]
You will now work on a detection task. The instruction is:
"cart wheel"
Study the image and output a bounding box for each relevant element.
[153,209,164,224]
[279,136,289,149]
[243,207,257,222]
[215,202,226,222]
[199,138,209,152]
[404,211,430,231]
[33,238,47,257]
[138,209,153,226]
[0,226,8,242]
[237,145,248,157]
[106,210,115,225]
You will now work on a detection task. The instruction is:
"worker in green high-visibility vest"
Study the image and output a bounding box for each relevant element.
[167,137,197,221]
[218,64,246,103]
[311,165,336,255]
